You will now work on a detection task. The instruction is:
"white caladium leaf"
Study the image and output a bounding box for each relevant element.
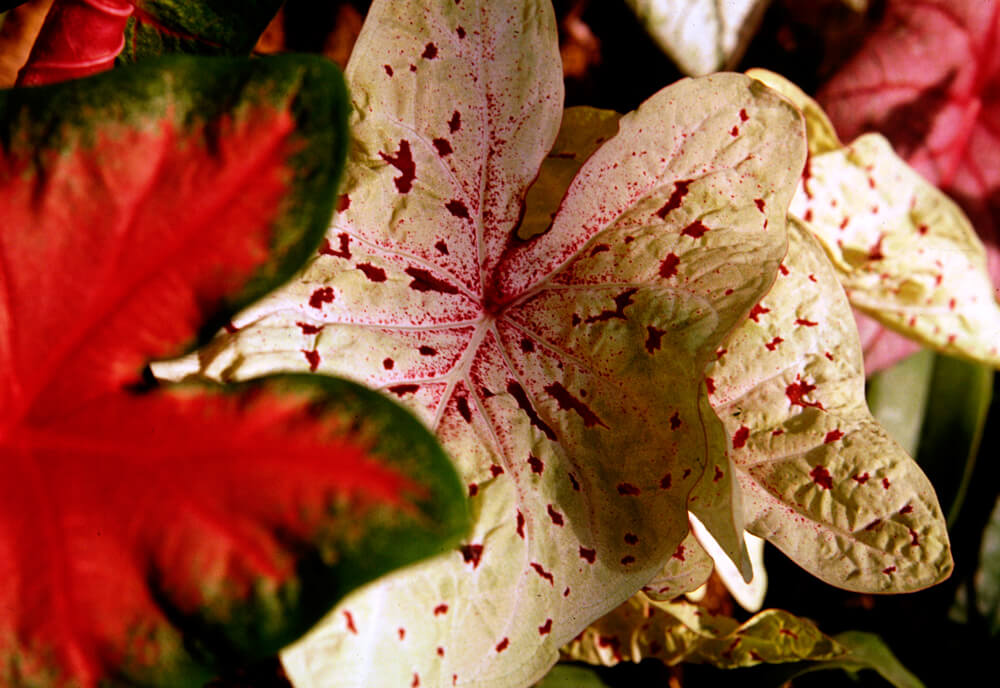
[709,216,952,592]
[689,512,768,612]
[626,0,771,76]
[640,527,714,601]
[750,68,1000,368]
[156,2,806,685]
[561,593,844,668]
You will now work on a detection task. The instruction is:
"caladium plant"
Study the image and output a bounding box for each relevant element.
[0,53,467,686]
[817,0,1000,371]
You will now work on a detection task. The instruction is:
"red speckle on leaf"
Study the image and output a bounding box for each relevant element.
[309,287,335,309]
[779,263,789,275]
[344,610,357,634]
[584,288,637,323]
[520,337,535,353]
[883,566,896,575]
[571,314,581,326]
[882,477,891,489]
[547,504,564,526]
[527,455,544,474]
[508,382,557,441]
[732,425,750,449]
[301,349,320,371]
[590,243,610,256]
[380,139,416,193]
[621,555,636,565]
[384,64,393,76]
[804,209,813,222]
[448,110,461,133]
[660,473,672,489]
[713,466,724,482]
[656,179,693,218]
[672,544,686,561]
[460,543,483,568]
[910,528,920,546]
[681,220,710,238]
[617,482,641,496]
[765,336,784,351]
[456,396,472,423]
[645,325,667,353]
[412,675,420,688]
[825,351,834,361]
[755,198,765,212]
[545,382,607,428]
[749,303,770,321]
[405,267,460,294]
[779,629,798,639]
[382,358,394,370]
[900,504,914,514]
[421,42,438,59]
[865,518,882,531]
[336,194,350,212]
[437,647,445,657]
[434,240,449,254]
[399,628,406,640]
[433,138,453,157]
[531,562,554,584]
[563,587,571,596]
[659,252,680,279]
[389,384,419,397]
[456,26,466,38]
[918,224,928,235]
[772,428,784,436]
[795,318,818,327]
[538,619,552,635]
[434,603,448,616]
[419,345,437,356]
[853,472,870,484]
[740,108,748,121]
[839,217,849,229]
[824,429,844,443]
[869,234,886,261]
[706,377,716,395]
[356,263,387,282]
[496,638,509,653]
[579,547,596,563]
[731,125,739,136]
[296,322,323,335]
[516,510,525,538]
[810,465,833,489]
[624,532,639,545]
[669,411,681,429]
[568,472,581,490]
[785,376,823,409]
[468,483,478,496]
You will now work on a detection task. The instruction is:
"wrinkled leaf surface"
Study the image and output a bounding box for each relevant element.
[0,55,467,687]
[154,1,807,684]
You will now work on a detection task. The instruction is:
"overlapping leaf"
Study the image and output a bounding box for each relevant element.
[707,216,952,592]
[625,0,770,76]
[751,69,1000,369]
[562,593,843,668]
[154,0,807,684]
[0,55,467,686]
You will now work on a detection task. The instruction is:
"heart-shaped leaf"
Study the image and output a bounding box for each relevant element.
[0,54,467,686]
[707,215,952,592]
[561,594,844,668]
[817,0,1000,366]
[154,1,808,684]
[625,0,771,76]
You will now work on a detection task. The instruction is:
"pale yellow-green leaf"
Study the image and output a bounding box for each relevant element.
[626,0,771,76]
[641,527,714,601]
[154,4,807,685]
[745,68,842,156]
[708,216,952,592]
[561,594,843,668]
[789,133,1000,367]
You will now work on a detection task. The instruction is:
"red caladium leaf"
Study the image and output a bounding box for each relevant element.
[0,55,467,686]
[155,1,807,685]
[818,0,1000,367]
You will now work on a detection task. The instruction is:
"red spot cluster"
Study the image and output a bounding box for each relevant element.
[824,429,844,443]
[538,619,552,635]
[301,349,320,371]
[434,603,449,616]
[319,232,351,259]
[617,482,641,496]
[495,638,509,653]
[516,511,525,538]
[308,287,335,309]
[785,376,823,409]
[460,543,484,568]
[810,465,833,489]
[296,321,323,335]
[732,425,750,449]
[530,562,554,584]
[659,252,680,279]
[379,139,416,193]
[579,546,596,563]
[681,220,710,238]
[547,504,564,526]
[344,610,357,634]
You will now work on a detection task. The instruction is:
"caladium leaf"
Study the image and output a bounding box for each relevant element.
[689,513,768,613]
[533,664,612,688]
[154,0,808,684]
[640,528,714,602]
[707,216,952,592]
[624,0,771,77]
[817,0,1000,310]
[976,496,1000,635]
[117,0,285,63]
[0,55,467,686]
[751,68,1000,369]
[561,594,844,668]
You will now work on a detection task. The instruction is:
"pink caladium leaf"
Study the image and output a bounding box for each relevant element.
[817,0,1000,366]
[0,55,467,686]
[154,0,808,684]
[707,216,952,592]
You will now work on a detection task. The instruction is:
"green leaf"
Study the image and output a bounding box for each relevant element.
[866,349,936,457]
[533,664,612,688]
[561,595,843,668]
[626,0,771,76]
[154,1,808,684]
[770,631,926,688]
[708,216,952,592]
[117,0,284,63]
[975,496,1000,635]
